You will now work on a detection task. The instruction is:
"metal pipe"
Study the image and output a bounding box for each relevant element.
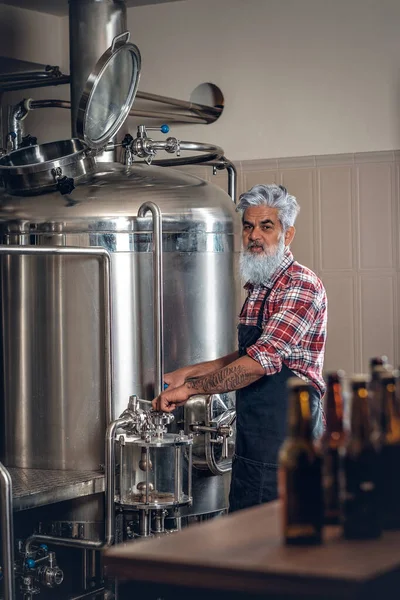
[0,77,71,93]
[199,157,237,203]
[188,445,193,503]
[174,446,181,503]
[0,461,15,600]
[69,0,126,143]
[136,90,221,116]
[225,160,237,204]
[0,246,112,422]
[152,141,224,167]
[25,416,131,551]
[137,202,164,397]
[138,510,150,537]
[129,108,211,124]
[0,72,61,83]
[82,550,89,591]
[68,587,105,600]
[30,99,72,110]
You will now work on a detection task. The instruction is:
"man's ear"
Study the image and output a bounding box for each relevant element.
[284,226,295,246]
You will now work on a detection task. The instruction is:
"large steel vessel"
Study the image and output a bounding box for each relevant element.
[0,160,239,514]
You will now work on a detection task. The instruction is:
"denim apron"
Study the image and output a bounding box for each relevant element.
[229,280,323,513]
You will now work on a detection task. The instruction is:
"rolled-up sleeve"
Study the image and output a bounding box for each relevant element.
[246,285,323,375]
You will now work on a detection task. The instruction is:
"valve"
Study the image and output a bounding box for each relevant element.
[20,134,38,148]
[25,558,36,570]
[122,124,180,165]
[190,408,236,459]
[20,543,64,593]
[36,565,64,588]
[51,167,75,195]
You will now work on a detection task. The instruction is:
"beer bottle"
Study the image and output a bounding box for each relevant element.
[279,377,323,545]
[342,375,381,540]
[369,356,389,439]
[369,356,388,369]
[377,369,400,530]
[321,371,346,525]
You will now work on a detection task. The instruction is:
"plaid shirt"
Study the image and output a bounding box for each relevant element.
[240,248,327,397]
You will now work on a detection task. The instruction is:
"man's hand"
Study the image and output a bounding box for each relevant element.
[152,383,191,412]
[163,368,191,390]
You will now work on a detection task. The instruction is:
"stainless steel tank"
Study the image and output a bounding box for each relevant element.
[0,161,239,514]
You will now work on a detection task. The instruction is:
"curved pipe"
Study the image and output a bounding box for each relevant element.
[0,246,113,425]
[0,462,15,600]
[225,160,237,204]
[152,141,224,167]
[26,416,131,552]
[0,246,112,422]
[137,202,164,397]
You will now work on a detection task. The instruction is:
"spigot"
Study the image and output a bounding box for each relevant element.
[190,408,236,459]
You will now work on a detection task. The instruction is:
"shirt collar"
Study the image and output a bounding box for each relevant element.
[244,247,294,292]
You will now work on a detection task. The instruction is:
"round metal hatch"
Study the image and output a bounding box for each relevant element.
[76,31,141,151]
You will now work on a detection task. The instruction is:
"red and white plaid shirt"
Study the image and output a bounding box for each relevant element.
[240,248,327,397]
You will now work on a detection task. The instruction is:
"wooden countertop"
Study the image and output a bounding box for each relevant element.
[104,501,400,598]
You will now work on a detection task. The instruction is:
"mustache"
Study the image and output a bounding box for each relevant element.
[247,241,264,250]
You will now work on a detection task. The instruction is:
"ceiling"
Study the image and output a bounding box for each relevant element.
[0,0,181,17]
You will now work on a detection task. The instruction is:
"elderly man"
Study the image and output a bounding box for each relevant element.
[152,184,327,512]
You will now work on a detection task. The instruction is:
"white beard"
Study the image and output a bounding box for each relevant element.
[239,235,286,286]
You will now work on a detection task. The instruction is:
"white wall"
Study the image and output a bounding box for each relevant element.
[0,4,65,67]
[2,0,400,159]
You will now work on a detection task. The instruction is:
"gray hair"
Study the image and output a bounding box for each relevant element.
[236,184,300,232]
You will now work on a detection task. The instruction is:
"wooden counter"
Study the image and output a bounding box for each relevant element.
[104,501,400,600]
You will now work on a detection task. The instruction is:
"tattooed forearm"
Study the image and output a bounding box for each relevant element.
[185,363,261,394]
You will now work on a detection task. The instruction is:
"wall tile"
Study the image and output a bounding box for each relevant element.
[316,154,354,167]
[359,274,395,371]
[355,151,396,164]
[277,156,316,169]
[321,275,356,375]
[318,166,353,270]
[357,163,394,269]
[280,168,315,270]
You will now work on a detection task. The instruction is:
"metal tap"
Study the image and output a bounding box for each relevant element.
[190,408,236,459]
[121,124,180,165]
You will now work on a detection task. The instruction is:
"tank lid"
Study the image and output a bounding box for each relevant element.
[76,31,141,151]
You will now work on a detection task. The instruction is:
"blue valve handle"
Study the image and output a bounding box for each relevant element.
[160,124,169,134]
[163,382,169,390]
[26,558,36,569]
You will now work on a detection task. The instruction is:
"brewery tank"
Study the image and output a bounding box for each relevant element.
[0,160,239,516]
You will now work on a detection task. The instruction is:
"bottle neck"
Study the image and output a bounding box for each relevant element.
[288,389,313,441]
[325,382,344,435]
[350,392,371,443]
[380,379,400,443]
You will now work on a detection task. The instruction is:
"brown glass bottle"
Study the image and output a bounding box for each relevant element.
[342,375,381,540]
[279,377,323,545]
[369,357,389,438]
[321,371,346,525]
[377,370,400,530]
